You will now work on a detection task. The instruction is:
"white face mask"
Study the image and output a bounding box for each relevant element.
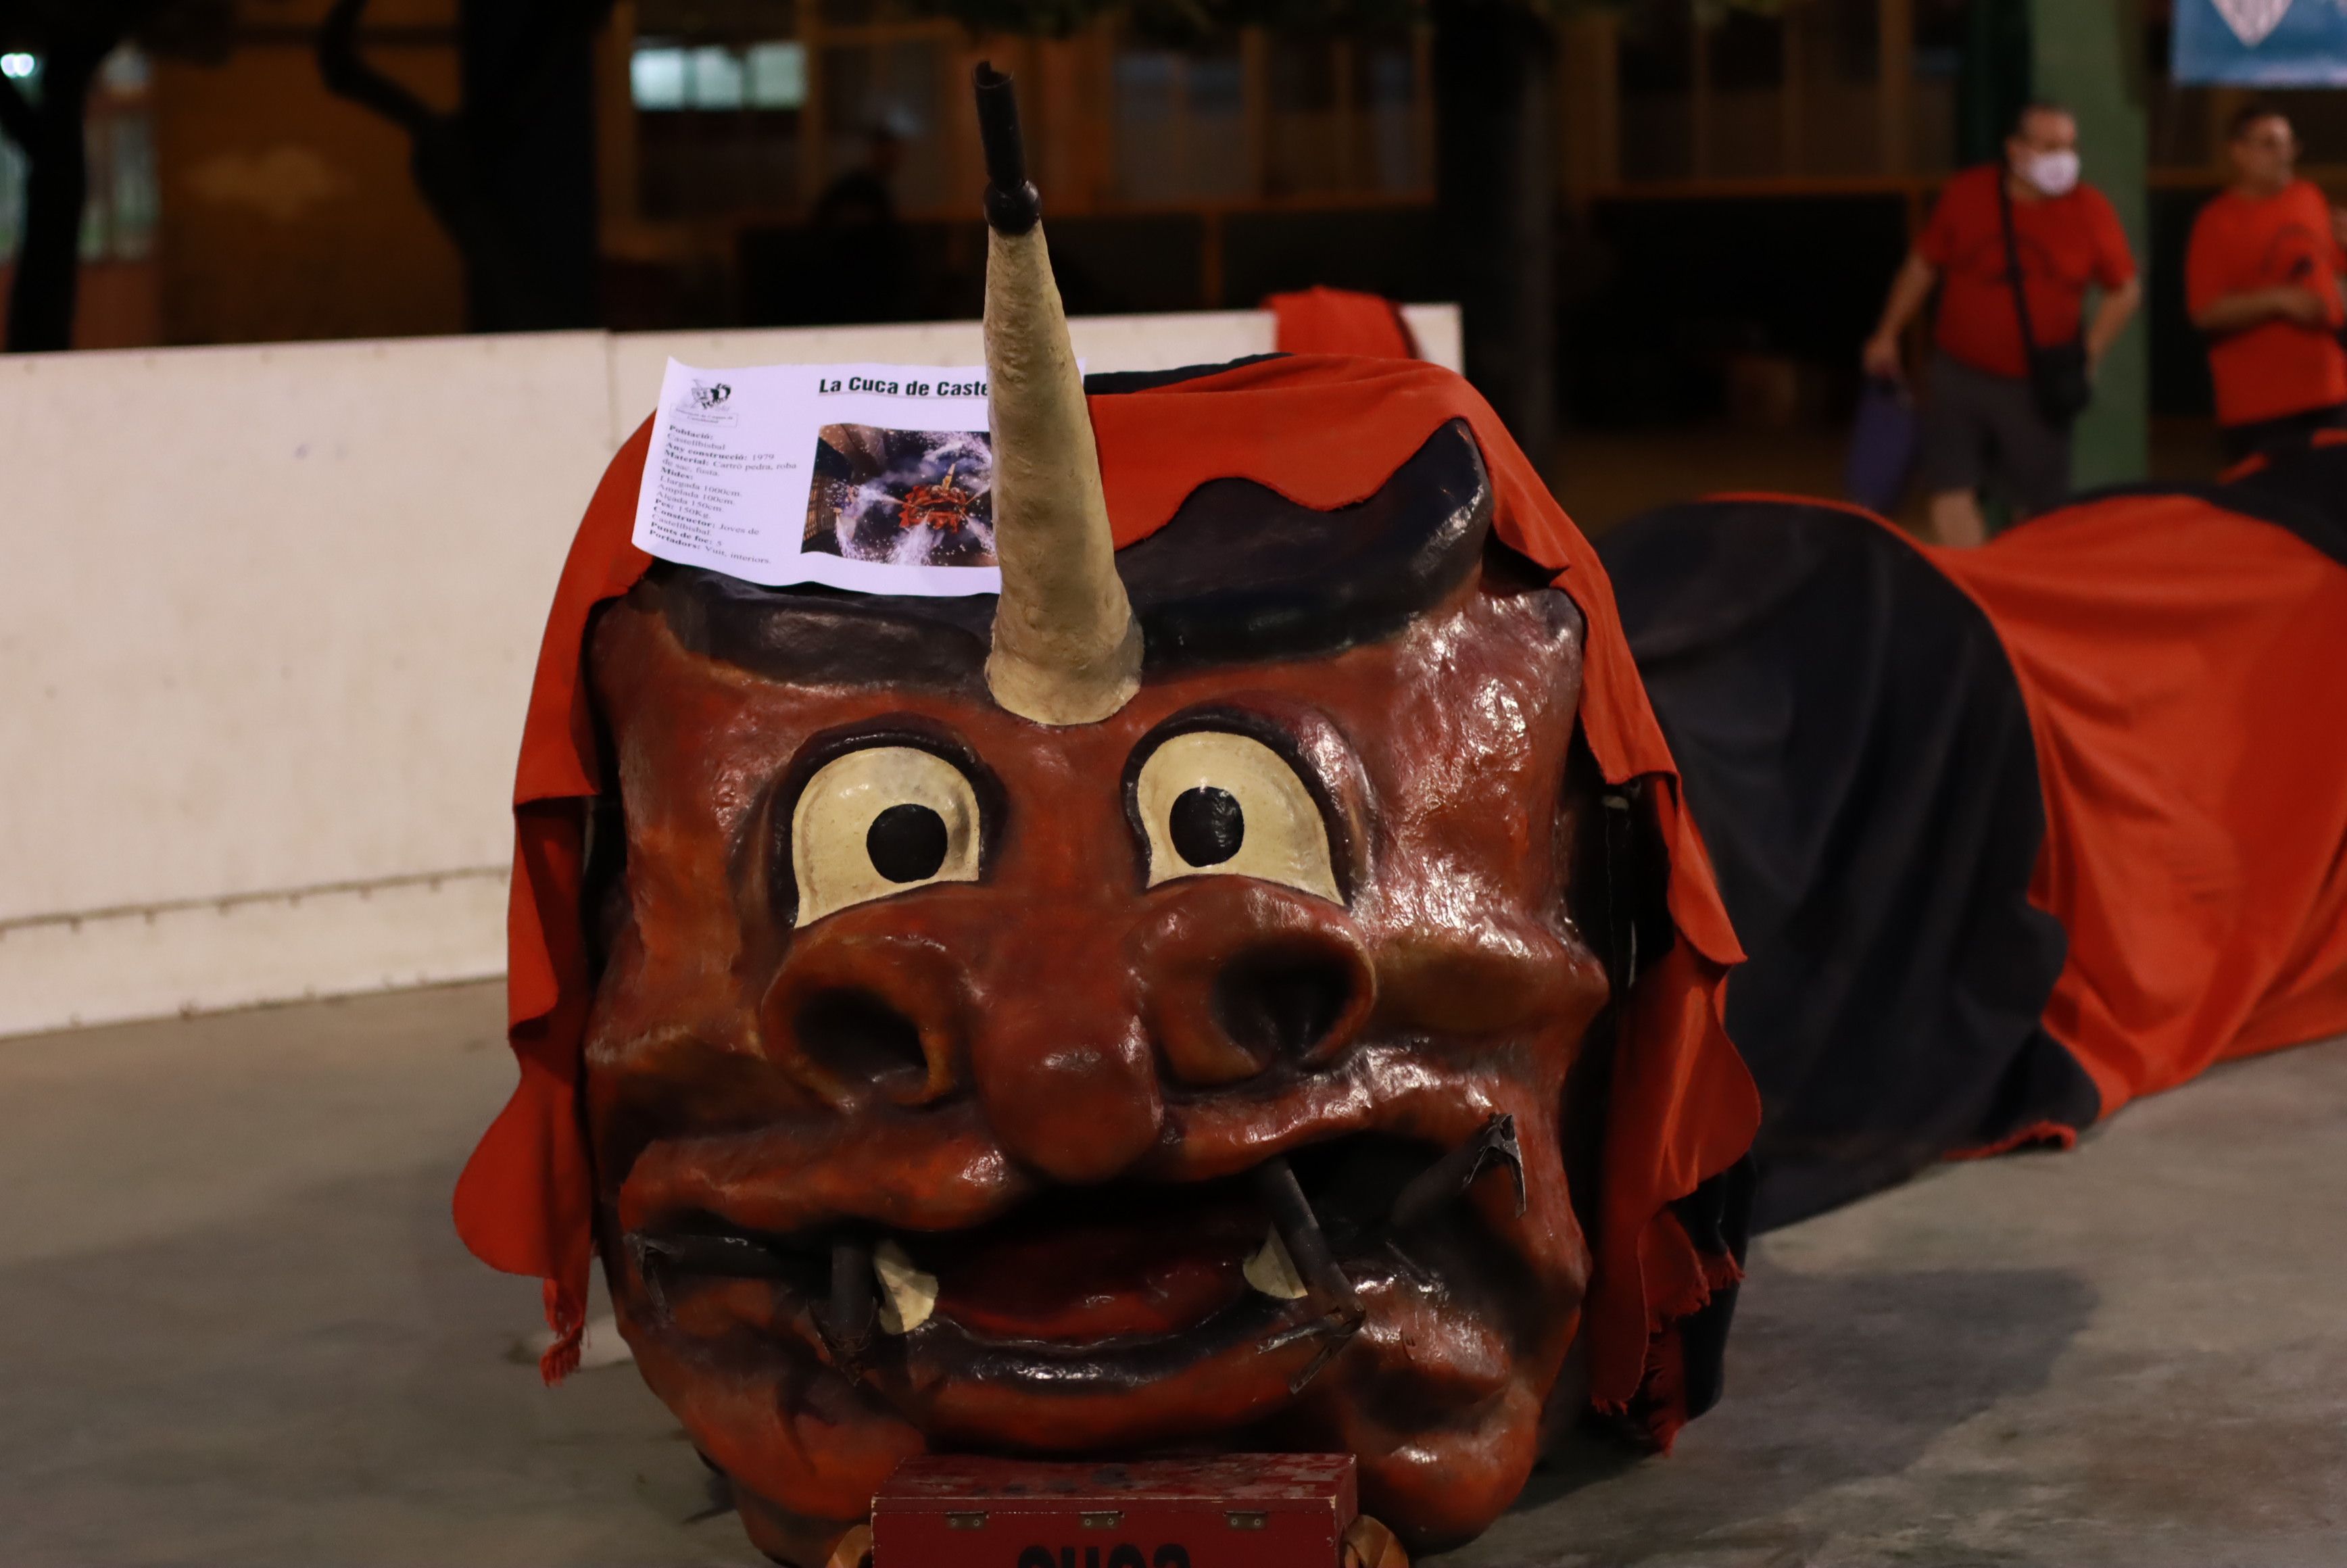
[2018,148,2081,197]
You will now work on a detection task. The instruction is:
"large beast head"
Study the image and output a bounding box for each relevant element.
[507,66,1746,1568]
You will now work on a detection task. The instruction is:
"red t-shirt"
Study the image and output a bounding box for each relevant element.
[1918,164,2136,381]
[2185,180,2347,428]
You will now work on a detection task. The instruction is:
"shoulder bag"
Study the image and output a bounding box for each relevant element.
[1997,176,2094,426]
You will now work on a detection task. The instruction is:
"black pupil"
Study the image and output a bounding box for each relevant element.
[1169,786,1244,866]
[867,803,949,883]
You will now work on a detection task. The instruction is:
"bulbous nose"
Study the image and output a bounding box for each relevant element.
[763,882,1376,1181]
[967,905,1166,1184]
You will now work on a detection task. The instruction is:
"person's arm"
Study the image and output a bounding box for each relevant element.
[2192,285,2329,336]
[2086,276,2142,371]
[2183,201,2323,335]
[1862,251,1937,381]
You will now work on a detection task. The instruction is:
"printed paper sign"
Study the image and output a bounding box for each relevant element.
[633,360,1003,596]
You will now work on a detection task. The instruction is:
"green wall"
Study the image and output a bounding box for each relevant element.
[2031,0,2150,487]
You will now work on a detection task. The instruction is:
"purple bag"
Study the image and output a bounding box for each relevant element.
[1844,376,1918,515]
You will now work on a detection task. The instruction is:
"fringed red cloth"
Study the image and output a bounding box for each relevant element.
[454,356,1760,1432]
[1266,287,1420,359]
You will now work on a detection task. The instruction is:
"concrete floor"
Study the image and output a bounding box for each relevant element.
[2,983,2340,1567]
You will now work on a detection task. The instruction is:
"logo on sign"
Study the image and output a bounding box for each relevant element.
[673,379,738,425]
[2211,0,2296,47]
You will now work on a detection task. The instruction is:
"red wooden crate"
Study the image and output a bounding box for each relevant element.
[871,1452,1357,1568]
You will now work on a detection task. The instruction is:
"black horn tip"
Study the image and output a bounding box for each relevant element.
[972,60,1042,235]
[983,180,1042,236]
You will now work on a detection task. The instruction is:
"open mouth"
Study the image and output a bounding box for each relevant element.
[625,1118,1526,1412]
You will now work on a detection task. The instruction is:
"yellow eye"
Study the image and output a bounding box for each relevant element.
[1134,731,1339,902]
[791,746,982,925]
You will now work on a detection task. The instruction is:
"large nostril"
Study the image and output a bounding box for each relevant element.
[758,928,971,1109]
[1213,948,1360,1064]
[1137,887,1376,1087]
[793,988,931,1099]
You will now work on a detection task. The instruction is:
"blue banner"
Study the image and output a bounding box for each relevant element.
[2174,0,2347,84]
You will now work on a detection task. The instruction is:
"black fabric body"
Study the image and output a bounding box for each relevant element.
[2224,441,2347,549]
[1600,499,2091,1231]
[2066,456,2347,568]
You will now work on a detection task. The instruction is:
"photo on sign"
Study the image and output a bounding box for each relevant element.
[804,424,996,568]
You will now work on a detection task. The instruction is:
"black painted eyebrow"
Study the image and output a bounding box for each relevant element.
[650,419,1494,691]
[1121,418,1494,670]
[648,568,992,696]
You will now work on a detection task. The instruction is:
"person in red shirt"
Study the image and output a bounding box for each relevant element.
[2187,103,2347,464]
[1862,103,2141,547]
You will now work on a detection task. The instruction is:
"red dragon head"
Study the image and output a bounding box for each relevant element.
[470,64,1753,1568]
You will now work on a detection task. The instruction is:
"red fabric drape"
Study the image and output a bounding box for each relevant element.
[1267,287,1420,360]
[455,356,1760,1431]
[1711,487,2347,1125]
[1929,496,2347,1115]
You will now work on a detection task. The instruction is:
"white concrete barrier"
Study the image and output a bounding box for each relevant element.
[0,307,1461,1037]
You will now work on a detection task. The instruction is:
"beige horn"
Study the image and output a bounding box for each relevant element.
[973,62,1142,727]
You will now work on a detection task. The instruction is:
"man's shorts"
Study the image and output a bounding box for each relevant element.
[1918,352,2073,519]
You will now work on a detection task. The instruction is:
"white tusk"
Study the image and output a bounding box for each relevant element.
[1244,1227,1310,1301]
[872,1238,939,1334]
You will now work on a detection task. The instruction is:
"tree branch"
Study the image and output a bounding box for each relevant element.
[316,0,439,134]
